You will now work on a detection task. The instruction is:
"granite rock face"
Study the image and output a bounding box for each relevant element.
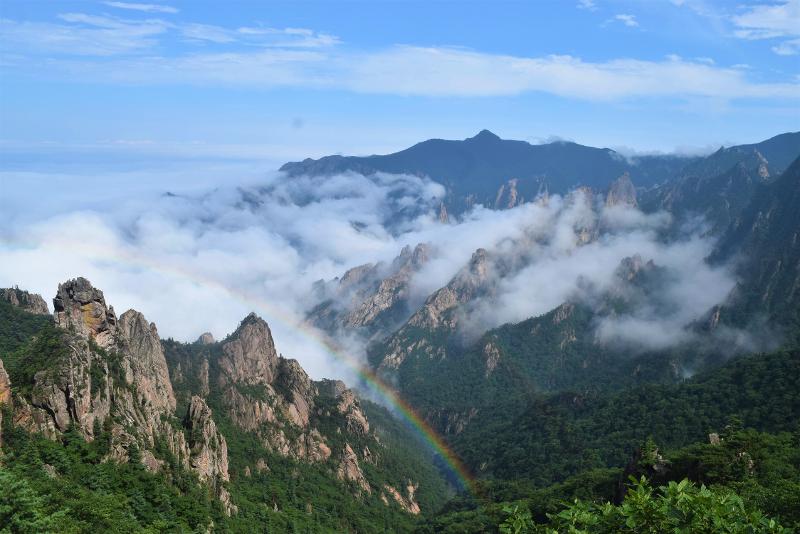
[184,396,235,515]
[218,313,279,387]
[4,278,425,517]
[118,310,176,414]
[196,332,215,345]
[0,287,49,315]
[213,313,371,465]
[0,359,10,445]
[6,278,235,514]
[606,172,638,208]
[53,277,117,348]
[378,248,492,371]
[308,243,430,341]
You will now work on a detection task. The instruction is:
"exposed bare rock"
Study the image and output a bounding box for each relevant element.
[383,483,421,515]
[379,248,492,371]
[278,358,314,427]
[141,450,164,473]
[118,310,176,414]
[343,244,430,333]
[218,314,279,387]
[53,277,117,348]
[198,358,210,397]
[494,178,521,209]
[438,202,449,223]
[755,149,770,179]
[0,287,49,315]
[337,443,371,493]
[410,248,490,331]
[340,263,379,292]
[0,359,9,445]
[482,341,501,377]
[222,387,277,431]
[552,303,575,324]
[308,244,431,342]
[316,378,348,399]
[184,396,236,515]
[185,396,229,483]
[606,172,638,208]
[197,332,215,345]
[614,254,657,284]
[6,278,236,514]
[317,380,369,435]
[106,425,137,463]
[0,359,10,406]
[256,458,269,473]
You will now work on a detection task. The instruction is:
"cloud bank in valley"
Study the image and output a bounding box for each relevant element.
[0,166,743,383]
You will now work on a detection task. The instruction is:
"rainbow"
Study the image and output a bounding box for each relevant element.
[1,236,477,494]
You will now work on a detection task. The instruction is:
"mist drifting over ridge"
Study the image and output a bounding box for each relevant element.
[0,155,758,386]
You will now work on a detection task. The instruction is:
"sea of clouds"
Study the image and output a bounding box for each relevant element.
[0,166,750,383]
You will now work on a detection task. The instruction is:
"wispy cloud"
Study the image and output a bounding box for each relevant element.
[771,38,800,55]
[0,15,339,56]
[731,0,800,54]
[614,14,639,27]
[1,12,798,102]
[103,2,178,14]
[0,14,169,56]
[577,0,598,11]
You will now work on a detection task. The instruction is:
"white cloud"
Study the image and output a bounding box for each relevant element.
[0,15,338,57]
[103,2,179,14]
[732,0,800,39]
[26,44,796,102]
[0,169,445,381]
[0,12,798,103]
[614,14,640,27]
[577,0,598,11]
[772,38,800,55]
[0,14,169,56]
[732,0,800,54]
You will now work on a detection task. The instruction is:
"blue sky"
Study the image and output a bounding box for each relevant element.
[1,0,799,173]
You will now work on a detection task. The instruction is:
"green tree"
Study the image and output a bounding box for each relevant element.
[504,477,790,533]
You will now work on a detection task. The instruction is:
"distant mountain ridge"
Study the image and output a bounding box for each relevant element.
[281,130,800,216]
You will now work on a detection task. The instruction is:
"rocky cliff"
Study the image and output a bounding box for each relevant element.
[308,243,430,340]
[0,358,10,445]
[4,278,233,514]
[1,287,49,315]
[606,172,637,208]
[2,277,438,518]
[164,312,421,503]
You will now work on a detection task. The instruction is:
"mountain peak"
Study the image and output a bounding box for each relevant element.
[468,129,501,142]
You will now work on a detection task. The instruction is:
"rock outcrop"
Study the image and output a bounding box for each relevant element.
[3,277,425,517]
[6,278,236,514]
[214,313,371,465]
[606,172,637,207]
[494,178,522,209]
[0,359,10,445]
[0,287,49,315]
[218,313,279,387]
[118,310,176,414]
[308,243,431,341]
[382,483,421,515]
[53,277,117,348]
[378,248,492,371]
[337,443,371,493]
[196,332,215,345]
[184,396,236,515]
[343,243,429,332]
